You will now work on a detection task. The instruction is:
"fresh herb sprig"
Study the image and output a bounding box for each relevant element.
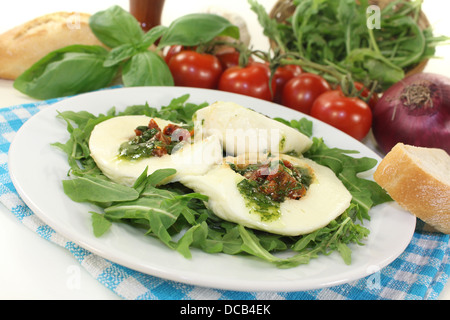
[249,0,449,91]
[53,94,391,267]
[13,6,240,99]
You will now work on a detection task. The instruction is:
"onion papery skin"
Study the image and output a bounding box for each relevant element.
[372,73,450,154]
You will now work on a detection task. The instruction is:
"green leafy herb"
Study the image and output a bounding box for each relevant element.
[304,137,392,219]
[13,45,119,100]
[158,13,240,47]
[14,6,241,99]
[122,51,174,87]
[62,175,140,203]
[249,0,449,90]
[53,95,392,268]
[248,0,288,52]
[89,5,145,48]
[275,117,313,137]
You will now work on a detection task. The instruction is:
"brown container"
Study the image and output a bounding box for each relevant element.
[130,0,165,31]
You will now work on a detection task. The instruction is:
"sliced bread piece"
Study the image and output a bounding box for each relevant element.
[374,143,450,234]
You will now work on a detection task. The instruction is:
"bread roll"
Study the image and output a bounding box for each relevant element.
[0,12,106,80]
[374,143,450,234]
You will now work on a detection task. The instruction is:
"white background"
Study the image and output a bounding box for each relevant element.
[0,0,449,300]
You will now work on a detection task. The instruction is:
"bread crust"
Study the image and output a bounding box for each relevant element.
[0,12,105,80]
[374,143,450,234]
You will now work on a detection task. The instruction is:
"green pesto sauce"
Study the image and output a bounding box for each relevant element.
[279,134,286,150]
[230,161,314,223]
[118,138,170,160]
[237,179,281,222]
[118,126,177,160]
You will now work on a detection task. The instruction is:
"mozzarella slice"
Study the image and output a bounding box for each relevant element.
[179,153,352,236]
[89,115,223,186]
[193,101,313,156]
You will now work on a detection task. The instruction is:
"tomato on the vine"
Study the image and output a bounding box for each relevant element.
[168,50,223,89]
[338,82,379,110]
[218,62,275,101]
[164,45,198,64]
[281,73,331,114]
[164,45,184,64]
[272,64,302,104]
[310,90,373,141]
[213,48,244,70]
[354,82,379,110]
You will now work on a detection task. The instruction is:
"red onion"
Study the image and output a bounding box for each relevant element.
[372,73,450,154]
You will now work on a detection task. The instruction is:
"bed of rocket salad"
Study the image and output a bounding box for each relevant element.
[53,94,391,268]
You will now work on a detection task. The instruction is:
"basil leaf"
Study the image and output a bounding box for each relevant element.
[158,13,240,47]
[104,25,169,68]
[89,5,144,48]
[13,45,118,100]
[122,51,174,86]
[140,25,168,48]
[104,43,139,67]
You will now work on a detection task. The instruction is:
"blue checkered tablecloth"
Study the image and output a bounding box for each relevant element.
[1,95,449,300]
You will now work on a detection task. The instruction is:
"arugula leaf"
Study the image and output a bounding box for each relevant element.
[176,223,204,258]
[304,136,392,218]
[251,0,448,90]
[275,117,313,137]
[238,225,282,263]
[139,168,177,188]
[62,175,139,203]
[177,222,224,258]
[248,0,287,52]
[53,110,113,175]
[91,212,112,237]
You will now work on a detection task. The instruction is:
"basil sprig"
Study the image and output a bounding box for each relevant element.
[13,45,119,100]
[13,6,240,100]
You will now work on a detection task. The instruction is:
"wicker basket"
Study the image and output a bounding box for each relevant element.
[269,0,430,77]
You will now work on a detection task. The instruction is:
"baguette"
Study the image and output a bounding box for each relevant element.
[374,143,450,234]
[0,12,105,80]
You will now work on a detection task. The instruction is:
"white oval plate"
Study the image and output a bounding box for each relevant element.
[9,86,415,292]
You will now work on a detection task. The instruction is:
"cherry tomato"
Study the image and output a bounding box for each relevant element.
[214,48,239,70]
[164,45,197,64]
[310,90,373,141]
[281,73,331,114]
[164,45,184,64]
[214,47,255,70]
[272,64,302,104]
[354,82,379,110]
[218,62,275,101]
[338,82,379,110]
[168,51,223,89]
